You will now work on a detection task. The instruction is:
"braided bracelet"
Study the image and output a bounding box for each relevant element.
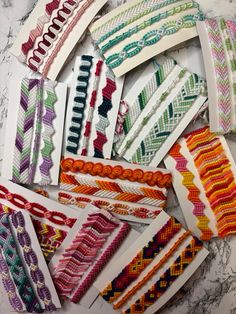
[60,158,172,188]
[0,250,23,312]
[81,59,103,156]
[11,211,56,311]
[67,55,93,155]
[0,214,43,313]
[101,2,199,54]
[101,217,182,302]
[0,184,76,228]
[93,70,117,158]
[106,12,204,70]
[28,0,80,72]
[39,81,57,185]
[123,237,203,314]
[18,0,61,62]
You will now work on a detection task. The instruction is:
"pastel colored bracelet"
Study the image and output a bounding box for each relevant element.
[93,70,117,158]
[169,142,213,241]
[0,214,43,313]
[106,12,204,70]
[100,1,199,54]
[123,237,203,314]
[81,59,103,156]
[0,250,23,312]
[101,217,182,303]
[130,73,206,165]
[39,81,57,185]
[60,158,172,188]
[11,211,56,311]
[67,55,93,155]
[0,184,76,228]
[60,172,167,207]
[92,0,184,44]
[18,0,61,62]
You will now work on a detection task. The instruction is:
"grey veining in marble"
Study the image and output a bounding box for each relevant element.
[1,1,236,314]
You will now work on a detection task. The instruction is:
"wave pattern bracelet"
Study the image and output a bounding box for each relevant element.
[0,214,43,313]
[123,237,203,314]
[11,211,56,311]
[93,70,117,158]
[67,55,93,155]
[106,12,204,70]
[60,158,172,188]
[101,217,182,303]
[18,0,61,62]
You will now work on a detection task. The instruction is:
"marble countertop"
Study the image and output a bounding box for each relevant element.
[1,0,236,313]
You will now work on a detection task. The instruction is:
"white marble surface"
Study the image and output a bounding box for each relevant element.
[1,0,236,313]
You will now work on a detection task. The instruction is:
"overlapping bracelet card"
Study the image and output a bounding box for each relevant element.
[115,56,208,166]
[2,77,67,186]
[0,177,81,260]
[59,155,172,223]
[90,0,205,77]
[49,203,139,307]
[64,55,124,159]
[0,210,61,312]
[10,0,108,80]
[197,18,236,134]
[94,210,208,314]
[164,126,236,241]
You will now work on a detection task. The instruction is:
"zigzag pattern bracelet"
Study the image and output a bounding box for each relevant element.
[93,70,117,158]
[60,158,172,188]
[0,214,43,313]
[67,55,93,155]
[11,211,56,311]
[60,172,167,207]
[101,217,182,303]
[124,237,203,314]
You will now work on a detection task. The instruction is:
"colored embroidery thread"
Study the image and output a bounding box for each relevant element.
[101,217,182,303]
[66,55,93,155]
[60,158,172,188]
[169,142,213,241]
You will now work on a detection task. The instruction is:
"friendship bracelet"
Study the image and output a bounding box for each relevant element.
[169,143,213,241]
[18,0,61,62]
[113,230,191,309]
[186,127,236,237]
[0,214,43,313]
[106,12,204,70]
[0,250,23,312]
[12,79,42,184]
[100,2,199,54]
[93,70,117,158]
[0,184,76,228]
[60,158,172,188]
[91,0,184,44]
[28,0,80,72]
[71,221,130,303]
[11,211,56,312]
[130,73,206,165]
[53,212,118,297]
[42,0,94,77]
[100,217,182,303]
[67,55,93,155]
[60,172,167,207]
[123,237,203,314]
[58,192,161,219]
[39,81,57,185]
[119,68,187,157]
[122,59,176,138]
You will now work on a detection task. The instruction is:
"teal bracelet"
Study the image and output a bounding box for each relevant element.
[101,1,199,54]
[106,12,205,70]
[95,0,186,45]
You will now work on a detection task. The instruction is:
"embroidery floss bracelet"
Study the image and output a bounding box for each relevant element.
[67,55,93,155]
